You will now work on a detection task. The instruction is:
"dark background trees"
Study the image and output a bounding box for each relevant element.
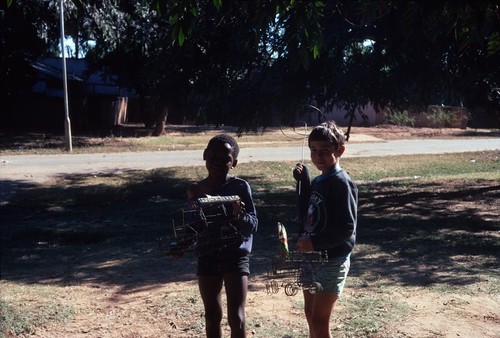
[2,0,499,134]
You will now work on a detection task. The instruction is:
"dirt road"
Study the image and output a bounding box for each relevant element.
[1,138,499,184]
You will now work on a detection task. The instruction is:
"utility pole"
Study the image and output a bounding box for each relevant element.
[60,0,72,152]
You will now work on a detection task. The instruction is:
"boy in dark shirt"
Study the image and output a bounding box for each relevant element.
[293,121,358,338]
[187,134,258,338]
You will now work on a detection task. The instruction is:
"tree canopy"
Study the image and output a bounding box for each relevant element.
[2,0,499,132]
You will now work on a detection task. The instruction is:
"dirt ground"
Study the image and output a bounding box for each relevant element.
[1,125,499,338]
[349,124,500,141]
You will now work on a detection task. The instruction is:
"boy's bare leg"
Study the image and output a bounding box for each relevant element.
[199,275,224,338]
[224,273,248,338]
[303,291,338,338]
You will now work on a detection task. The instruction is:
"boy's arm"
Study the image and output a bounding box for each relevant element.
[235,181,258,237]
[293,164,311,233]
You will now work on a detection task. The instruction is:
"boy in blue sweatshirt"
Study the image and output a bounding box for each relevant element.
[187,134,258,338]
[293,121,358,338]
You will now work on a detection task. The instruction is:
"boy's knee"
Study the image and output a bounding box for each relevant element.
[227,311,245,330]
[205,311,222,325]
[310,317,331,338]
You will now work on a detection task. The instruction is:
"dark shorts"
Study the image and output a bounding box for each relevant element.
[197,251,250,276]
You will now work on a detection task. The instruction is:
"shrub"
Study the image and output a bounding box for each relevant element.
[386,108,415,126]
[428,107,455,128]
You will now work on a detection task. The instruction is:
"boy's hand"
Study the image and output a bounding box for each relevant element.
[293,163,304,181]
[296,235,313,252]
[232,201,246,221]
[187,182,205,201]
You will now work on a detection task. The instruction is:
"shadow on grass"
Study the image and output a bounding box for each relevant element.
[1,173,498,294]
[0,169,197,294]
[350,181,499,287]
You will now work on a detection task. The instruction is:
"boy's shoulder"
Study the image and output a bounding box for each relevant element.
[228,176,251,186]
[314,169,353,185]
[224,176,254,193]
[188,179,207,191]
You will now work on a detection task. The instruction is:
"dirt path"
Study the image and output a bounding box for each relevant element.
[1,137,498,184]
[4,257,498,338]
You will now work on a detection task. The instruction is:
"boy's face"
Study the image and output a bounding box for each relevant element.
[309,140,344,173]
[204,142,236,179]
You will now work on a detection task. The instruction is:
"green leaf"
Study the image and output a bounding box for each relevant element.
[487,32,500,56]
[7,0,13,7]
[213,0,222,10]
[178,27,185,46]
[315,1,325,8]
[169,13,179,25]
[312,44,320,59]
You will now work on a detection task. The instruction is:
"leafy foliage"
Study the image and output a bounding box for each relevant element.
[2,0,499,130]
[385,109,415,127]
[428,107,456,128]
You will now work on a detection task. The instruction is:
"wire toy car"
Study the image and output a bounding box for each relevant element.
[166,195,244,256]
[266,251,328,296]
[266,223,328,296]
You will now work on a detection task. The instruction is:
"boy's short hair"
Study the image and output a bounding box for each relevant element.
[207,134,240,159]
[308,121,346,150]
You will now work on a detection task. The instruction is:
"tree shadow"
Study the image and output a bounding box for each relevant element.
[445,129,500,138]
[349,180,499,287]
[250,179,499,291]
[1,173,498,295]
[0,170,199,294]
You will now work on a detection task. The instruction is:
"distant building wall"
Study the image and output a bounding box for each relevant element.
[297,103,385,127]
[296,103,468,129]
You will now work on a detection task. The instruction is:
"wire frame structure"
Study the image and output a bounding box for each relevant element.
[167,195,244,256]
[266,250,328,296]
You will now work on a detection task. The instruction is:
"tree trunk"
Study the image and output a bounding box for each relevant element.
[153,106,168,136]
[345,108,356,142]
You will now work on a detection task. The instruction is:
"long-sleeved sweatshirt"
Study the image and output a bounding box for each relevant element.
[190,177,258,256]
[295,165,358,257]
